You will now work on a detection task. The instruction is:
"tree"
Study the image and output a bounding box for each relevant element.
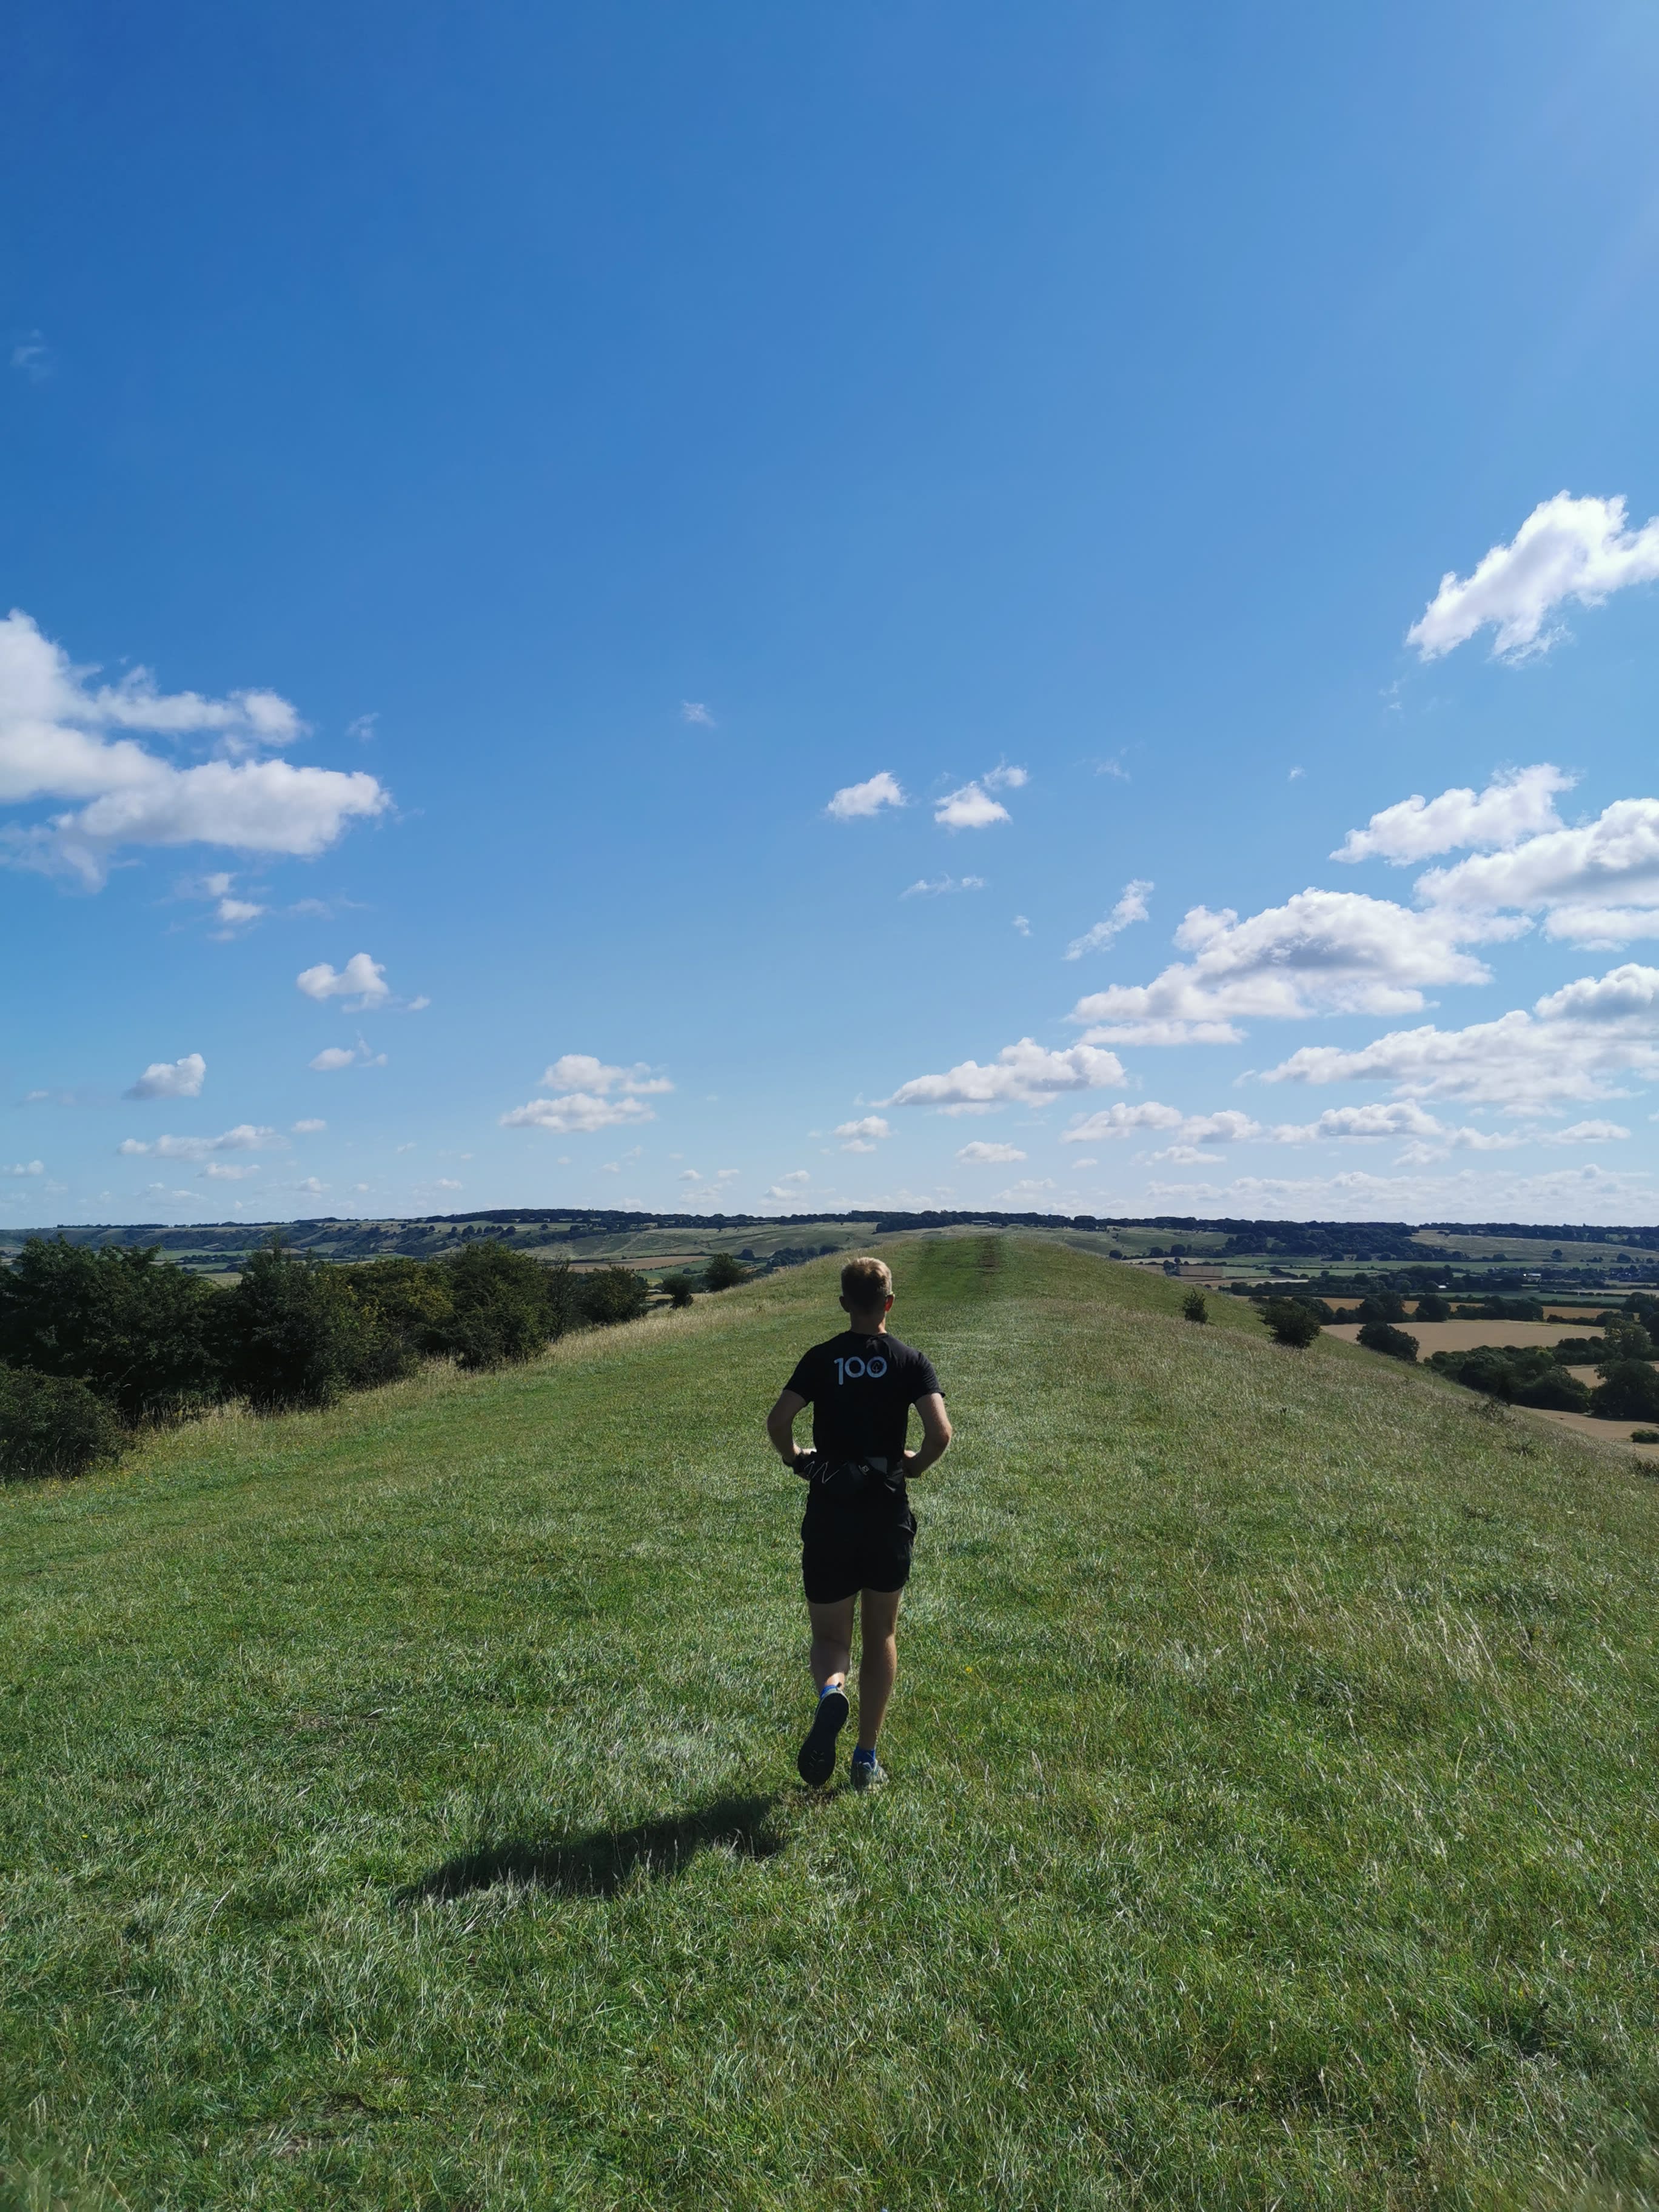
[580,1267,651,1326]
[443,1242,565,1368]
[1591,1360,1659,1424]
[0,1238,225,1422]
[703,1252,749,1292]
[220,1241,377,1409]
[0,1365,124,1480]
[1357,1290,1407,1324]
[1260,1298,1321,1349]
[1413,1292,1450,1322]
[1181,1289,1207,1324]
[660,1273,698,1309]
[1358,1320,1418,1362]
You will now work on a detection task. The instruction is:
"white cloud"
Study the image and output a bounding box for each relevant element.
[886,1037,1126,1114]
[984,766,1028,792]
[766,1169,811,1198]
[293,1177,327,1198]
[125,1052,206,1101]
[1333,765,1574,865]
[297,952,389,1008]
[119,1124,281,1161]
[935,782,1010,830]
[0,610,387,884]
[1418,797,1659,946]
[1407,492,1659,660]
[540,1054,672,1096]
[1012,914,1031,936]
[1064,879,1153,960]
[956,1141,1027,1164]
[836,1116,890,1153]
[215,896,265,928]
[292,1118,326,1133]
[201,1162,259,1181]
[501,1092,657,1134]
[998,1178,1056,1200]
[1263,961,1659,1108]
[3,1160,44,1176]
[429,1177,462,1191]
[827,771,905,820]
[1546,1119,1631,1144]
[902,874,985,897]
[681,702,716,728]
[678,1168,702,1182]
[1067,890,1507,1043]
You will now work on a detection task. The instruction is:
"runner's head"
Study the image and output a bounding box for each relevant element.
[839,1255,894,1327]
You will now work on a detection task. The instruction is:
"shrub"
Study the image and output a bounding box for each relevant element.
[1413,1292,1450,1322]
[1260,1298,1321,1349]
[1632,1429,1659,1444]
[703,1252,749,1292]
[1598,1316,1655,1366]
[0,1237,225,1421]
[1358,1320,1418,1362]
[442,1244,567,1369]
[580,1266,651,1327]
[1431,1342,1592,1412]
[0,1364,125,1480]
[1181,1289,1207,1324]
[220,1242,378,1409]
[340,1256,455,1382]
[1590,1360,1659,1424]
[1513,1367,1591,1412]
[660,1273,698,1309]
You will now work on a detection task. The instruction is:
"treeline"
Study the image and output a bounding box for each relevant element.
[0,1238,675,1481]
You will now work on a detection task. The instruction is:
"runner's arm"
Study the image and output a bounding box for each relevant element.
[766,1389,810,1468]
[903,1392,952,1479]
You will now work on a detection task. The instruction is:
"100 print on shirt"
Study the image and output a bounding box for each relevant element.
[833,1354,888,1382]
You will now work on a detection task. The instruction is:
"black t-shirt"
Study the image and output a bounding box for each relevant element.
[784,1332,941,1468]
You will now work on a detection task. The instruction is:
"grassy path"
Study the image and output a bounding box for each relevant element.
[4,1237,1659,2210]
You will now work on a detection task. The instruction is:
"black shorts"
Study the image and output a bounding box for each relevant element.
[800,1504,917,1606]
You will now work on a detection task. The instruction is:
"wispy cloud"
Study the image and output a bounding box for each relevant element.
[681,702,717,728]
[1064,879,1152,960]
[902,874,985,898]
[10,331,51,384]
[119,1124,283,1161]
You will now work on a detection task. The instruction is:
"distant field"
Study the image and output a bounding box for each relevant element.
[6,1238,1659,2208]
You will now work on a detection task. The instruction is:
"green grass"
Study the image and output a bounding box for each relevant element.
[4,1236,1659,2210]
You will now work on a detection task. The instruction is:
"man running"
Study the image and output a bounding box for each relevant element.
[765,1255,953,1790]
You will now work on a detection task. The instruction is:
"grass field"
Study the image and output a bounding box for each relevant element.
[5,1238,1659,2210]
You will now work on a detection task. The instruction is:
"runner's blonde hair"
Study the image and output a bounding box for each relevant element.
[840,1255,893,1310]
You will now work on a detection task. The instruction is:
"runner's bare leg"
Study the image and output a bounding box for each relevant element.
[808,1597,854,1694]
[854,1587,900,1749]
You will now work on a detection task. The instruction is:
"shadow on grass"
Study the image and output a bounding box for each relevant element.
[400,1791,787,1905]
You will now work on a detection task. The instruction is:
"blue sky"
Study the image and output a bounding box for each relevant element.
[6,0,1659,1228]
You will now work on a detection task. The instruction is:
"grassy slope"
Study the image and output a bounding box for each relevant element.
[3,1238,1659,2211]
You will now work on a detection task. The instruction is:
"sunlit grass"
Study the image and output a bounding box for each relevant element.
[4,1237,1658,2208]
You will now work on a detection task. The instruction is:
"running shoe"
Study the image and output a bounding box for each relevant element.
[850,1749,888,1792]
[796,1686,849,1786]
